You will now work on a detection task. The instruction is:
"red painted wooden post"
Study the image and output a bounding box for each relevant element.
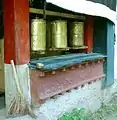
[3,0,30,65]
[84,16,93,53]
[3,0,31,115]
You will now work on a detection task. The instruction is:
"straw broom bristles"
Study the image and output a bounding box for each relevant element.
[7,60,36,118]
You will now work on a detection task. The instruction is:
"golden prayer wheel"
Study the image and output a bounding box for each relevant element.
[51,20,67,49]
[69,22,84,47]
[46,21,52,49]
[31,18,46,52]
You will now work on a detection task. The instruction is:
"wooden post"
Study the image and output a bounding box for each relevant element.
[84,16,93,53]
[0,39,4,92]
[2,0,31,115]
[104,21,114,87]
[3,0,30,64]
[93,18,114,87]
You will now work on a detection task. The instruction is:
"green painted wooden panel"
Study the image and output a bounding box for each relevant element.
[93,18,107,55]
[93,18,114,87]
[105,21,114,87]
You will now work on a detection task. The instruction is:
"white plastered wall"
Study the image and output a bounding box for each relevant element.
[47,0,116,24]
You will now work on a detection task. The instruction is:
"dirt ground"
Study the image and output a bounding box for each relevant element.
[107,114,117,120]
[0,95,117,120]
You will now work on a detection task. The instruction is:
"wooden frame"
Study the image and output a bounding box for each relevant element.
[30,8,85,20]
[0,39,4,92]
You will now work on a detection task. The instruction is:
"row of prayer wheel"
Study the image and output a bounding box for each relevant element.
[31,18,84,52]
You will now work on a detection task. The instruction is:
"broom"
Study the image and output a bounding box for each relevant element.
[7,60,36,118]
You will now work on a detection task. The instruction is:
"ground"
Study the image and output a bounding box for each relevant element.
[107,114,117,120]
[0,95,117,120]
[1,80,117,120]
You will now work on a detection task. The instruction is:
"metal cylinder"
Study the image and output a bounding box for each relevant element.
[46,21,52,49]
[51,20,67,49]
[31,18,46,51]
[69,22,84,47]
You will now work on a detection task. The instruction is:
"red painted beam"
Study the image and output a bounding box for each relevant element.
[84,16,93,53]
[3,0,30,64]
[30,61,104,102]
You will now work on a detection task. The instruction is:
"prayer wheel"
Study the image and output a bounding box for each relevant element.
[31,18,46,52]
[69,22,84,47]
[46,21,52,49]
[51,20,67,49]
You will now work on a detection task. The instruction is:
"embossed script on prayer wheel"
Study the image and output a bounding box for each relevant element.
[69,22,84,47]
[31,18,46,51]
[51,20,67,49]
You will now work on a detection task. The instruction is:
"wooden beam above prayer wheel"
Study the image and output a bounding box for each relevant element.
[29,8,86,20]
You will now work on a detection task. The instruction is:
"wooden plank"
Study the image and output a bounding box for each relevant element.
[49,47,69,51]
[29,8,85,20]
[0,39,4,91]
[0,55,2,70]
[70,46,88,50]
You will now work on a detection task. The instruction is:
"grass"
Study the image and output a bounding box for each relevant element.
[58,93,117,120]
[58,108,88,120]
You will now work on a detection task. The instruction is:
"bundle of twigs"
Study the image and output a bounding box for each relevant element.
[8,60,36,118]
